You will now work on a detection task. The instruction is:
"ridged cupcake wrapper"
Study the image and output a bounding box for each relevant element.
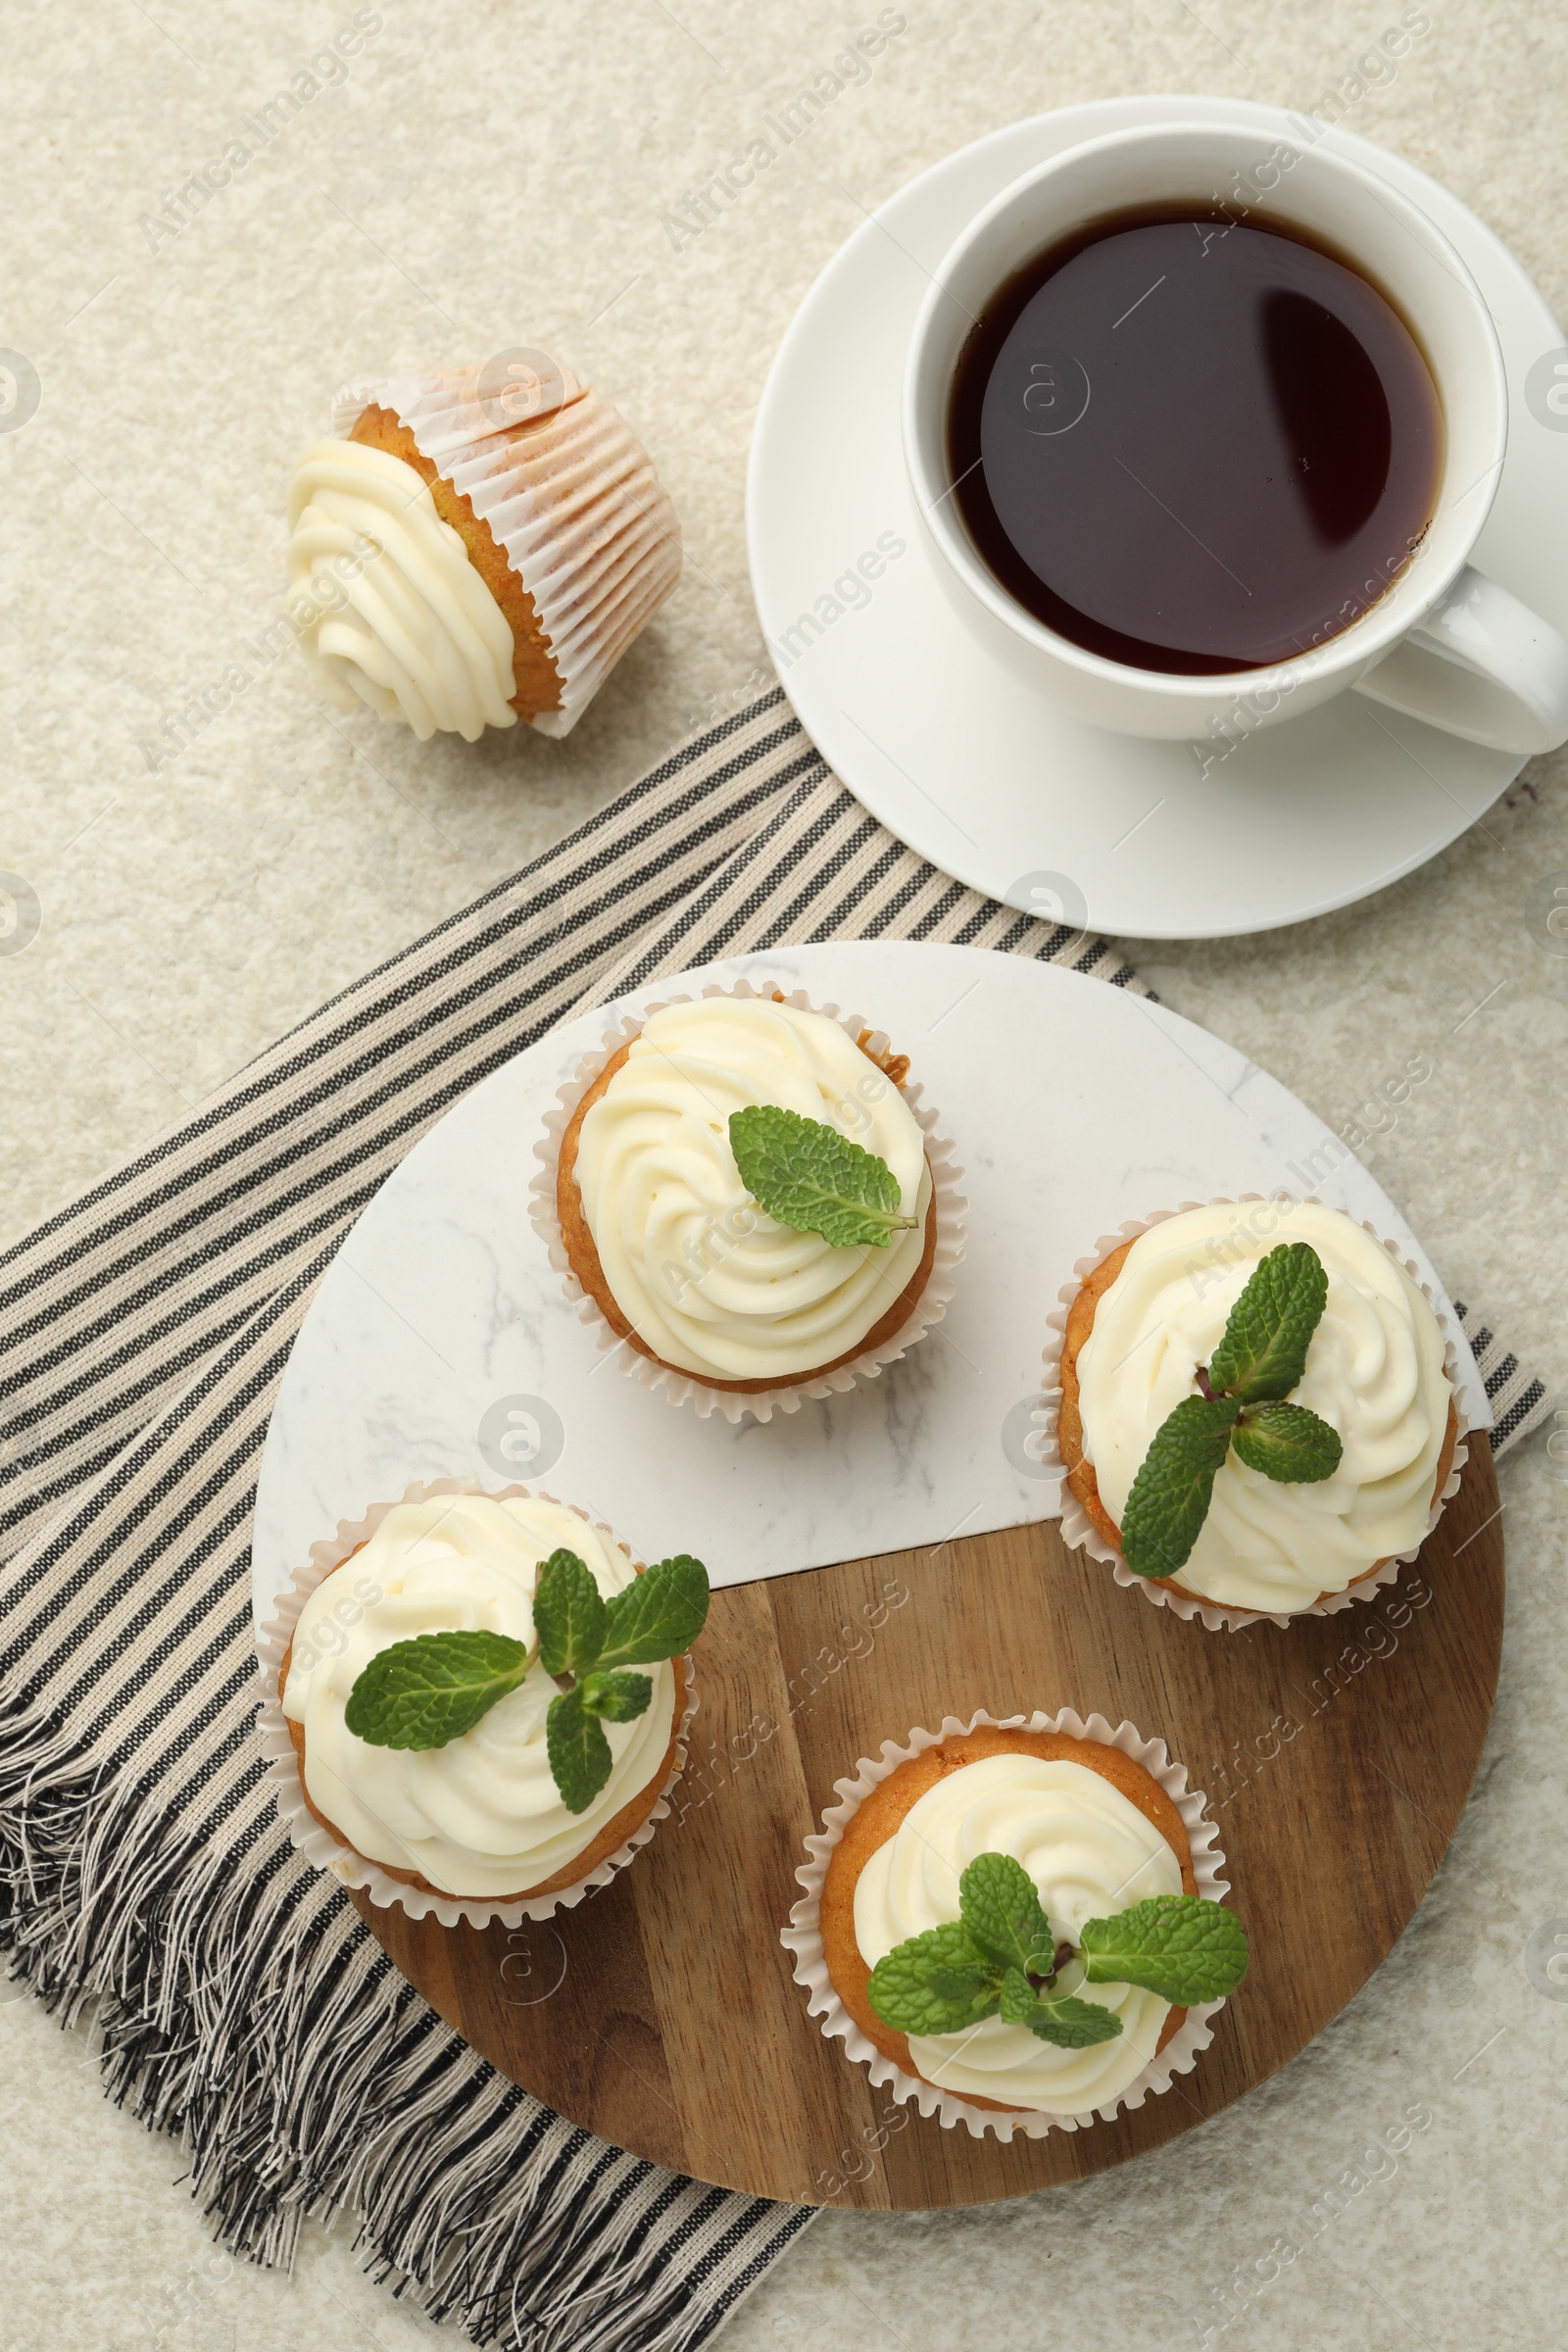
[527,978,968,1425]
[332,358,584,448]
[1034,1196,1471,1634]
[334,362,681,736]
[780,1707,1230,2143]
[254,1477,699,1928]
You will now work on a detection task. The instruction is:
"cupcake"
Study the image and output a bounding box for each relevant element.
[784,1711,1243,2134]
[1046,1198,1462,1627]
[285,350,680,741]
[533,985,964,1419]
[269,1487,706,1917]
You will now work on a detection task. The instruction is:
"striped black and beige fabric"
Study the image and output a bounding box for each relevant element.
[0,688,1547,2351]
[1450,1302,1550,1452]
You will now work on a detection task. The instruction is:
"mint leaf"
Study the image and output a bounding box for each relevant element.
[867,1922,1003,2036]
[547,1686,614,1813]
[958,1851,1056,1976]
[344,1630,531,1749]
[998,1966,1041,2024]
[1081,1894,1250,2004]
[533,1548,606,1678]
[596,1554,710,1669]
[577,1666,654,1722]
[1232,1400,1343,1483]
[1020,1992,1124,2048]
[927,1962,997,2002]
[1208,1241,1329,1404]
[727,1105,917,1250]
[1117,1244,1335,1574]
[1120,1396,1241,1578]
[999,1962,1123,2045]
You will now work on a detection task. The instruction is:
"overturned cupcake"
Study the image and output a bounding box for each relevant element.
[1045,1199,1462,1628]
[285,349,680,740]
[783,1711,1244,2134]
[532,986,964,1419]
[270,1487,707,1917]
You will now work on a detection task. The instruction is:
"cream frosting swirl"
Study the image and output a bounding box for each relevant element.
[281,1494,675,1897]
[285,440,517,742]
[572,997,932,1383]
[1075,1201,1450,1612]
[853,1751,1184,2111]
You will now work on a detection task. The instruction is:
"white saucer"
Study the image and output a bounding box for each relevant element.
[250,941,1486,1626]
[746,99,1568,939]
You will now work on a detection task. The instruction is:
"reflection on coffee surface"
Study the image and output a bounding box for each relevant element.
[948,208,1444,674]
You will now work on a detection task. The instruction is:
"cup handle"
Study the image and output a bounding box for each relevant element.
[1352,565,1568,756]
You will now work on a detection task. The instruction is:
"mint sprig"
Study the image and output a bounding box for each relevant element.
[533,1547,606,1677]
[956,1850,1057,1977]
[1119,1396,1240,1583]
[343,1629,531,1751]
[727,1104,917,1250]
[1208,1239,1327,1401]
[1081,1892,1250,2004]
[1119,1241,1345,1579]
[865,1855,1248,2054]
[594,1553,710,1667]
[545,1686,612,1812]
[343,1547,710,1816]
[868,1922,1000,2036]
[1230,1399,1343,1482]
[577,1667,655,1720]
[998,1967,1124,2046]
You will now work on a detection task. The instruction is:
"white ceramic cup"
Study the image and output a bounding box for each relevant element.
[905,121,1568,753]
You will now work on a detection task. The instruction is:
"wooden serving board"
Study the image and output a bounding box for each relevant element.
[357,1443,1503,2210]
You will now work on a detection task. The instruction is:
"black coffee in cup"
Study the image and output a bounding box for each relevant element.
[947,207,1444,675]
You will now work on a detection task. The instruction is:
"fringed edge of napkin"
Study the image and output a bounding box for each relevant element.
[0,1681,809,2347]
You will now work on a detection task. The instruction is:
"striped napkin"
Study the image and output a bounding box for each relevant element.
[0,687,1546,2351]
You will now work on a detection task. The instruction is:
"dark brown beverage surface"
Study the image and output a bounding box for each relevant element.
[948,209,1444,674]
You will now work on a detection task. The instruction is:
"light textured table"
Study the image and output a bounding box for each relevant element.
[3,6,1566,2350]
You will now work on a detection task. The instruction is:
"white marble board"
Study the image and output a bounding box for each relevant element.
[251,943,1488,1624]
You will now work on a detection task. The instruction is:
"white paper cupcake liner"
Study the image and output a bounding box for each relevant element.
[333,359,681,736]
[780,1706,1231,2142]
[1035,1196,1470,1634]
[528,978,968,1425]
[254,1478,699,1928]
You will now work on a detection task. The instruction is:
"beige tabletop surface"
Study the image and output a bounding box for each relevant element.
[4,4,1568,2349]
